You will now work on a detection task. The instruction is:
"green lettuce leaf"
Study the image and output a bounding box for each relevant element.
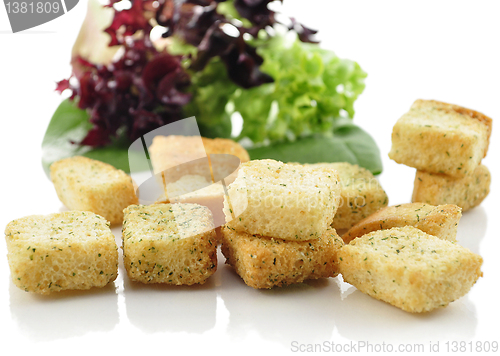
[45,29,380,175]
[233,33,367,143]
[184,33,381,174]
[182,59,236,139]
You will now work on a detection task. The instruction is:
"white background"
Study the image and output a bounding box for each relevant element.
[1,1,499,355]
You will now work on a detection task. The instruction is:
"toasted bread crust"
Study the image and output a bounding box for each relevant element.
[338,226,483,313]
[306,162,388,230]
[50,156,138,225]
[414,99,492,155]
[412,164,491,212]
[221,226,343,289]
[150,136,250,167]
[389,99,491,178]
[342,203,462,243]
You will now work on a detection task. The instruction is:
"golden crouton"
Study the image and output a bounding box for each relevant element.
[50,156,138,225]
[412,164,491,212]
[122,203,217,285]
[223,159,341,241]
[149,135,250,185]
[306,162,388,231]
[338,226,483,313]
[221,226,343,289]
[389,100,492,178]
[342,203,462,243]
[5,211,118,295]
[156,175,227,242]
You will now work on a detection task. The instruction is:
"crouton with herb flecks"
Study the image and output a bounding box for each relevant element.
[338,226,483,313]
[412,165,491,212]
[342,202,461,243]
[306,162,388,231]
[224,159,341,241]
[389,100,492,178]
[122,203,217,285]
[50,156,138,225]
[221,226,343,289]
[5,211,118,295]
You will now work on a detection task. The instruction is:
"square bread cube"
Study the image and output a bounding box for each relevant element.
[412,164,491,212]
[157,175,226,227]
[389,100,492,178]
[338,226,483,313]
[122,203,217,285]
[156,175,227,242]
[307,162,388,231]
[221,226,344,289]
[5,211,118,295]
[224,159,341,241]
[342,202,462,243]
[50,156,138,225]
[149,135,250,185]
[150,135,250,175]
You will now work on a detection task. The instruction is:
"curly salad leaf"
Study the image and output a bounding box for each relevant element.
[182,32,367,142]
[233,34,367,143]
[44,0,382,175]
[180,32,378,173]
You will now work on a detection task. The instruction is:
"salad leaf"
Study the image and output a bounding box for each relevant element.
[41,99,148,176]
[42,99,92,176]
[332,118,383,174]
[247,118,383,175]
[188,33,367,145]
[183,58,237,139]
[56,0,322,148]
[46,0,382,176]
[57,39,191,147]
[233,34,367,143]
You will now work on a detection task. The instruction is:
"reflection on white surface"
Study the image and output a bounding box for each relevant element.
[117,224,218,334]
[5,215,485,347]
[9,280,119,341]
[217,260,478,347]
[332,276,477,343]
[218,263,337,346]
[123,276,217,334]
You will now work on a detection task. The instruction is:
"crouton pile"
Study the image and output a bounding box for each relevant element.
[3,110,491,314]
[221,159,344,288]
[389,99,492,211]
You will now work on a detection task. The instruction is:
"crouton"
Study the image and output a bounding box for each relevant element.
[389,100,492,178]
[338,226,483,313]
[306,162,388,231]
[342,203,462,243]
[5,211,118,295]
[149,135,249,185]
[156,175,227,241]
[221,226,343,289]
[412,164,491,212]
[223,159,341,241]
[50,156,138,225]
[122,203,217,285]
